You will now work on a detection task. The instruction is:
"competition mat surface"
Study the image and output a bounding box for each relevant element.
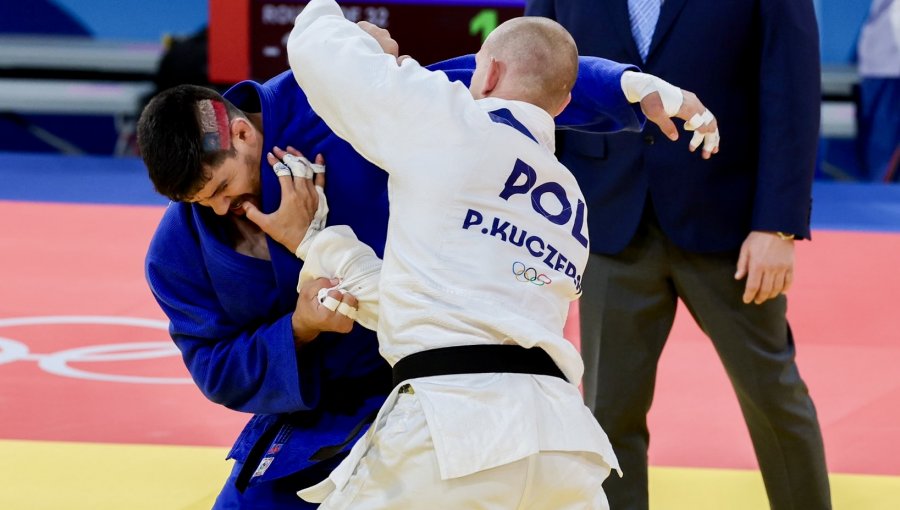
[1,152,899,508]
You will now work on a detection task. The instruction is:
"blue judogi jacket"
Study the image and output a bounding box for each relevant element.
[145,55,643,487]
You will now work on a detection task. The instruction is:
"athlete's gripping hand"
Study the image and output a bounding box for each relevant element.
[674,90,720,159]
[292,277,359,346]
[621,71,720,159]
[242,146,327,255]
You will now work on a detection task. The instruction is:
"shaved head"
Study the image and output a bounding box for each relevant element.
[475,17,578,114]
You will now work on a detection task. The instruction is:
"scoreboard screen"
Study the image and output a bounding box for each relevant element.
[210,0,525,84]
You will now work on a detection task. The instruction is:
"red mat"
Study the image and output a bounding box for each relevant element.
[567,231,900,476]
[0,201,245,447]
[1,200,898,476]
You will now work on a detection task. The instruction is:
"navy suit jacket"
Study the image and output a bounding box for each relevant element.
[526,0,820,254]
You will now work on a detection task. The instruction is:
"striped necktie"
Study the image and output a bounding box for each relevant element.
[628,0,662,61]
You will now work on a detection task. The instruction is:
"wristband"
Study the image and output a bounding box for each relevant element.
[620,70,683,116]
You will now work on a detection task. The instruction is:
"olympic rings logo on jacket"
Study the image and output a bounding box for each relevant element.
[512,261,552,286]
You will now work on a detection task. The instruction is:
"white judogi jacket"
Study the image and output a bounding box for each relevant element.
[289,0,619,492]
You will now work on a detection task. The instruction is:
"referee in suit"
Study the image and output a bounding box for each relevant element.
[525,1,832,509]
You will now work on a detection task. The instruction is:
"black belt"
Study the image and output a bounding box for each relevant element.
[309,346,565,466]
[392,344,566,387]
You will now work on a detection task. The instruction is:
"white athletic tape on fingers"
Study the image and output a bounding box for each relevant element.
[283,155,325,177]
[316,288,357,319]
[685,113,703,131]
[689,129,720,153]
[690,131,705,150]
[282,154,314,179]
[684,109,715,131]
[320,294,341,312]
[703,130,720,153]
[336,302,358,321]
[620,71,683,117]
[273,162,292,177]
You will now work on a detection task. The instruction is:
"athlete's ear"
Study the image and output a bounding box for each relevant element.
[553,92,572,117]
[482,57,501,96]
[231,117,257,146]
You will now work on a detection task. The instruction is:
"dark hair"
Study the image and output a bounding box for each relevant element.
[137,85,241,201]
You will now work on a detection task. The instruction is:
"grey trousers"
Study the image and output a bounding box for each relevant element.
[580,214,831,510]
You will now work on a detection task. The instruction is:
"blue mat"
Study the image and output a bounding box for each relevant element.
[1,151,899,232]
[0,152,166,206]
[812,182,900,233]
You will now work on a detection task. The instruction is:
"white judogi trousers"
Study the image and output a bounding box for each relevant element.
[310,389,612,510]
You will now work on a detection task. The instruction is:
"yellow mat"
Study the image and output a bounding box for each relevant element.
[0,440,230,510]
[649,465,900,509]
[1,440,898,509]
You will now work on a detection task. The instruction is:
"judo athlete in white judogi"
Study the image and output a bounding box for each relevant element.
[275,1,716,508]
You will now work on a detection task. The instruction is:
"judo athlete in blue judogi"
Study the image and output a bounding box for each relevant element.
[137,46,701,508]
